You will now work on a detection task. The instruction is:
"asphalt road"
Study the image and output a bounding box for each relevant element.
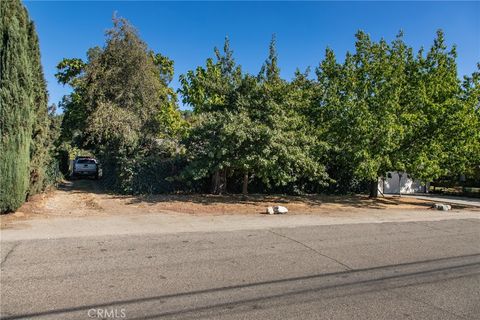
[1,219,479,320]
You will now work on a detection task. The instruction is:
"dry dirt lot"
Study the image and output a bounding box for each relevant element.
[2,179,475,230]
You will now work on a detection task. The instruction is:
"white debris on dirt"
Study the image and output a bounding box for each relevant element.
[432,203,452,211]
[266,206,289,214]
[275,206,289,214]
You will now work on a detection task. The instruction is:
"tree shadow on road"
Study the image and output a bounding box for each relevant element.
[4,253,478,320]
[58,179,104,194]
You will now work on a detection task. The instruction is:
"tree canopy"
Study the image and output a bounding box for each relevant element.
[314,30,479,196]
[56,16,186,190]
[54,17,479,197]
[180,37,328,194]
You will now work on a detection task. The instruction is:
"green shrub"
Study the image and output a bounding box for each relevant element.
[0,0,53,212]
[102,155,191,195]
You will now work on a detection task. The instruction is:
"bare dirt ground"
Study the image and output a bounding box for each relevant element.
[2,179,477,230]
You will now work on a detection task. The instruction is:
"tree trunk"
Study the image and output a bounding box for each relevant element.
[212,169,227,195]
[220,169,227,194]
[212,170,220,194]
[242,172,248,195]
[212,169,227,194]
[369,179,378,198]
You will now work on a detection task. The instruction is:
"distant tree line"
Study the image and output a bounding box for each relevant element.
[1,0,61,213]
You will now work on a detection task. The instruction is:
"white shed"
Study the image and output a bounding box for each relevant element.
[378,171,428,194]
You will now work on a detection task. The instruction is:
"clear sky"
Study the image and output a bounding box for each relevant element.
[23,1,480,111]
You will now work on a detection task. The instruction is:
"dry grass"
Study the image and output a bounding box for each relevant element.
[2,179,473,229]
[127,193,435,215]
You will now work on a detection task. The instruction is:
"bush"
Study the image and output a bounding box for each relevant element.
[101,154,203,195]
[0,0,51,212]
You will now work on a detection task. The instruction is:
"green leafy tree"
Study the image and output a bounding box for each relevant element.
[315,30,478,196]
[254,37,328,192]
[180,38,244,193]
[402,31,478,183]
[179,37,242,114]
[56,53,92,146]
[460,64,480,178]
[317,32,406,196]
[56,17,185,190]
[181,36,328,194]
[314,48,357,192]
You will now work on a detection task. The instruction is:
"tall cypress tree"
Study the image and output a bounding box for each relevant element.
[0,0,50,212]
[28,21,51,195]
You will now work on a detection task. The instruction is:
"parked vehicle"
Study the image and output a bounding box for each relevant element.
[72,157,99,179]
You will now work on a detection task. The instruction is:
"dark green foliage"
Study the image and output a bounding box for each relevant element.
[0,0,32,212]
[314,30,480,195]
[113,156,195,195]
[180,31,478,196]
[54,20,478,196]
[180,37,329,194]
[57,17,186,193]
[28,25,53,195]
[1,0,55,212]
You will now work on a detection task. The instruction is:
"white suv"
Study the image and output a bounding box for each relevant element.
[72,157,99,179]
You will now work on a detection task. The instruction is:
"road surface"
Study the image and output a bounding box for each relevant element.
[1,219,479,319]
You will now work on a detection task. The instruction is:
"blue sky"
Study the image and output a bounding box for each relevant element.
[23,1,480,110]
